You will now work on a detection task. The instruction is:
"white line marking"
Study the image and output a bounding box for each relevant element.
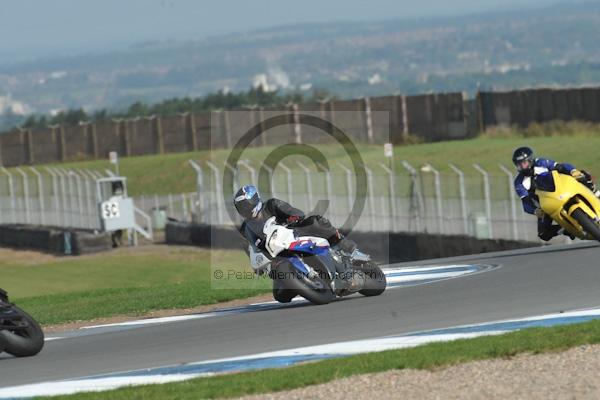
[43,337,64,342]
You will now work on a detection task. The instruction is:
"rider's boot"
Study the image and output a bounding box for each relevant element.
[557,227,576,240]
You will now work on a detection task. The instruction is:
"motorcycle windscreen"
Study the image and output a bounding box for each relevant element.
[535,172,556,192]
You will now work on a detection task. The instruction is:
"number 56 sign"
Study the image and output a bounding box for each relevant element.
[101,200,120,219]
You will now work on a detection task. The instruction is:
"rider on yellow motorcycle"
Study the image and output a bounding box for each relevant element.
[512,146,600,241]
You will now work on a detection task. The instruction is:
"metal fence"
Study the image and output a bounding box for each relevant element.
[0,165,206,234]
[187,159,558,244]
[133,192,196,225]
[0,161,558,245]
[0,167,107,230]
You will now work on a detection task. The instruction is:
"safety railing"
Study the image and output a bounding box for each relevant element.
[0,167,106,230]
[186,159,559,243]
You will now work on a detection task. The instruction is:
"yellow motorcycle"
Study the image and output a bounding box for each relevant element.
[536,170,600,240]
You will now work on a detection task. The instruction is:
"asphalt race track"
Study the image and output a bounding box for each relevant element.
[2,242,600,389]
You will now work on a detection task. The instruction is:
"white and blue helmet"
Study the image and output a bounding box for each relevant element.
[234,185,263,219]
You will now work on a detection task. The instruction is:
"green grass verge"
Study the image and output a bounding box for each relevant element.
[0,246,269,325]
[34,125,600,196]
[46,318,600,399]
[20,282,268,326]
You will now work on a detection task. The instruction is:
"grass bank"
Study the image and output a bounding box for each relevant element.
[42,124,600,196]
[0,246,268,325]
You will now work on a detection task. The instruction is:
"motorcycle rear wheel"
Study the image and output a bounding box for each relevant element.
[275,261,335,305]
[572,208,600,241]
[0,305,44,357]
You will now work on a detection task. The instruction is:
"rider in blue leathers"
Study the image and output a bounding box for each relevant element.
[512,146,600,241]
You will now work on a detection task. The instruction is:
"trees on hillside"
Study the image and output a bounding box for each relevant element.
[14,86,333,131]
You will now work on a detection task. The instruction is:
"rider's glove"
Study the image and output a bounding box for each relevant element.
[534,208,545,218]
[571,169,585,181]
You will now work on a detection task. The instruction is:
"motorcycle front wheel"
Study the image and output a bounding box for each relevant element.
[572,208,600,241]
[356,262,387,297]
[0,305,44,357]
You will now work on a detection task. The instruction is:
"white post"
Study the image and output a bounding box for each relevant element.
[380,162,397,232]
[278,162,293,203]
[317,97,330,120]
[58,168,72,228]
[167,193,174,218]
[206,161,224,225]
[423,163,444,234]
[400,161,422,232]
[364,165,377,231]
[181,193,188,222]
[315,162,334,221]
[401,94,409,138]
[80,169,99,228]
[324,166,333,219]
[473,163,493,239]
[70,170,84,229]
[78,169,94,229]
[449,163,469,235]
[1,167,16,224]
[223,161,239,191]
[29,167,45,225]
[297,162,313,213]
[292,103,302,144]
[499,164,519,241]
[188,160,205,223]
[15,168,31,224]
[337,162,354,217]
[261,164,275,198]
[44,167,61,226]
[364,97,374,144]
[238,160,257,186]
[223,110,232,149]
[53,168,66,227]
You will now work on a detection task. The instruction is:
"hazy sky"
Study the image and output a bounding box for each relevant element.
[0,0,565,64]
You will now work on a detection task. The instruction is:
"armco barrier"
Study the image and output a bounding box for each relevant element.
[347,230,537,263]
[0,224,112,255]
[165,221,537,263]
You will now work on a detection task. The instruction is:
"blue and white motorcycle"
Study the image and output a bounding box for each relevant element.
[246,217,386,305]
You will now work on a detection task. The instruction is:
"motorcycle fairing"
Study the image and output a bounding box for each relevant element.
[537,171,600,238]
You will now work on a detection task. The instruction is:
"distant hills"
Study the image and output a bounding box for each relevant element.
[1,1,600,117]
